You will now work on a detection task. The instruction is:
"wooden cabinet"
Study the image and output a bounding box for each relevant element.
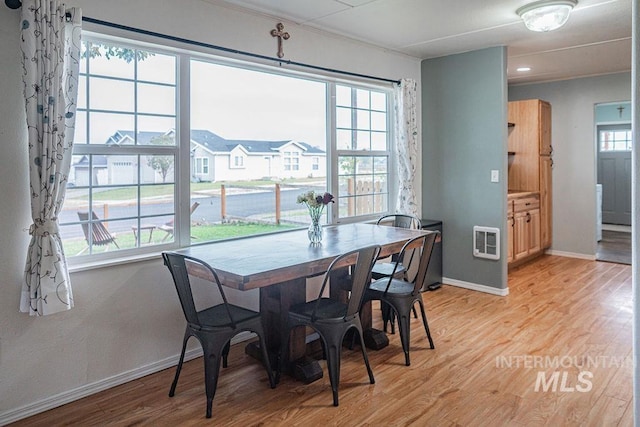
[508,193,541,264]
[539,155,552,248]
[507,99,553,267]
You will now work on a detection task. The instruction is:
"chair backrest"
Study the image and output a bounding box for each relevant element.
[77,210,116,246]
[384,231,438,295]
[410,231,438,294]
[311,245,381,321]
[376,214,422,230]
[162,252,237,329]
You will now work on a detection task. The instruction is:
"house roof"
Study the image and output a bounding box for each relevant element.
[73,154,107,168]
[106,129,325,155]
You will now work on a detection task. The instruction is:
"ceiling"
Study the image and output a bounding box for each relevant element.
[208,0,632,85]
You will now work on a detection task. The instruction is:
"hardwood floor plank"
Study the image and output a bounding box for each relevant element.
[9,256,632,426]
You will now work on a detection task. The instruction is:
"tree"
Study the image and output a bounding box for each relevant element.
[147,135,175,183]
[83,41,154,63]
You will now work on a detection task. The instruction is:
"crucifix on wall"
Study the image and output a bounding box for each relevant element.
[270,23,290,58]
[617,105,625,118]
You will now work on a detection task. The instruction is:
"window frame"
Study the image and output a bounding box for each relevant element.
[65,32,396,267]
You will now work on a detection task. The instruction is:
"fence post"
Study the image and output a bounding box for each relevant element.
[103,204,109,230]
[221,184,226,223]
[348,178,354,216]
[275,183,281,225]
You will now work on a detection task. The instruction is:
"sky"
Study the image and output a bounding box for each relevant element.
[75,45,328,148]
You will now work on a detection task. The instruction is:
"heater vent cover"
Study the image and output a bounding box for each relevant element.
[473,226,500,260]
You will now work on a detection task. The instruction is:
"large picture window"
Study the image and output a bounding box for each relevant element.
[59,36,394,261]
[60,39,177,259]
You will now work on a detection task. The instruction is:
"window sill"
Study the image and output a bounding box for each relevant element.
[68,250,163,273]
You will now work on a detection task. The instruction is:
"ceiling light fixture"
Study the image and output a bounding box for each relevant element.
[516,67,532,72]
[517,0,577,32]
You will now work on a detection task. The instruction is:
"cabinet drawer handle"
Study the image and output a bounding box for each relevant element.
[526,212,531,223]
[525,202,531,206]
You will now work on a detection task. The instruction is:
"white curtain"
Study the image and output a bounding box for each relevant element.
[393,78,419,216]
[20,1,82,316]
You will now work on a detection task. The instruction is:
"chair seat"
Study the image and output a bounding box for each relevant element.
[289,298,348,321]
[197,304,261,328]
[371,262,405,279]
[369,277,414,296]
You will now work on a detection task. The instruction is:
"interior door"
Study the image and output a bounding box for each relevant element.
[597,124,632,226]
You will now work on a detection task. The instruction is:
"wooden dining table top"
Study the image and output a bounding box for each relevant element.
[173,222,428,291]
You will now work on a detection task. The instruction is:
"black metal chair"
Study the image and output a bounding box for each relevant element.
[162,252,276,419]
[363,232,438,366]
[280,245,381,406]
[372,214,422,333]
[77,211,120,255]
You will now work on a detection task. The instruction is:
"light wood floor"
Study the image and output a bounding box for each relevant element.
[11,255,633,426]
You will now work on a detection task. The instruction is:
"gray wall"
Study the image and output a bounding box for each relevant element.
[421,47,508,290]
[0,1,421,422]
[509,73,631,257]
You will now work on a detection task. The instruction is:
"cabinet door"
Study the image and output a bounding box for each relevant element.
[513,211,529,261]
[539,101,552,155]
[539,156,552,248]
[527,209,541,254]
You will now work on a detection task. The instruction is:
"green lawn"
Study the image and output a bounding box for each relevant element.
[65,222,299,256]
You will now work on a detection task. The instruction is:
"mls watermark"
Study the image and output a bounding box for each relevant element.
[495,355,633,393]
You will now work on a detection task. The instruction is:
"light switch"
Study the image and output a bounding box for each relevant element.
[491,170,499,183]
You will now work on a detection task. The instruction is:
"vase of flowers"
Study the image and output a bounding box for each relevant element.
[297,190,334,244]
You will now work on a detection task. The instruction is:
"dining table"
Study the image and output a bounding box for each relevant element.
[173,222,428,383]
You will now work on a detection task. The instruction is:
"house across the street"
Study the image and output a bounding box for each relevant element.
[70,129,326,186]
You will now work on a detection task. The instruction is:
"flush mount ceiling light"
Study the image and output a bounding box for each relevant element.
[517,0,578,32]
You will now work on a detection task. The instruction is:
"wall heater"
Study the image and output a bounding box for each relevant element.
[473,226,500,260]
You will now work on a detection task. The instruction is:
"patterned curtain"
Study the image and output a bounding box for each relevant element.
[20,1,82,316]
[393,78,419,216]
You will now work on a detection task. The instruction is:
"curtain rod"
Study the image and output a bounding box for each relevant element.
[5,0,401,85]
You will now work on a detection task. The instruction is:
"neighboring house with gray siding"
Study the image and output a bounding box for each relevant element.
[69,129,326,185]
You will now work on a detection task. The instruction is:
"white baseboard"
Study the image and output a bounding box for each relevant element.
[442,277,509,296]
[0,331,255,426]
[544,250,596,260]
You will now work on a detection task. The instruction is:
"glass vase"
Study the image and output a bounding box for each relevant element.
[308,215,323,244]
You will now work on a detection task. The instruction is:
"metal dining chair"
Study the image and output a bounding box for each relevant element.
[162,252,276,418]
[372,214,422,333]
[363,232,438,366]
[280,245,381,406]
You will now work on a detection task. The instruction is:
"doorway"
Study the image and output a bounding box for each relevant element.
[598,124,632,226]
[595,104,632,265]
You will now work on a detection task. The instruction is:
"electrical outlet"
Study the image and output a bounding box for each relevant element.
[491,170,499,183]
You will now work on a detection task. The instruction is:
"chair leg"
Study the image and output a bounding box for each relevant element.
[324,336,341,406]
[381,302,396,334]
[222,342,230,368]
[202,343,224,419]
[396,310,412,366]
[355,326,375,385]
[257,330,277,388]
[412,305,418,319]
[417,299,435,349]
[169,329,190,397]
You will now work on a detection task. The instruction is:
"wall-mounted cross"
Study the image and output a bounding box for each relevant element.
[617,105,625,118]
[270,23,290,59]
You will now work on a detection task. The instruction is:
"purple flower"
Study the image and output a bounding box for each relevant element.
[322,192,334,204]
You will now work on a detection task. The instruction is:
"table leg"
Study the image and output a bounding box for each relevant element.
[361,300,389,350]
[245,277,323,384]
